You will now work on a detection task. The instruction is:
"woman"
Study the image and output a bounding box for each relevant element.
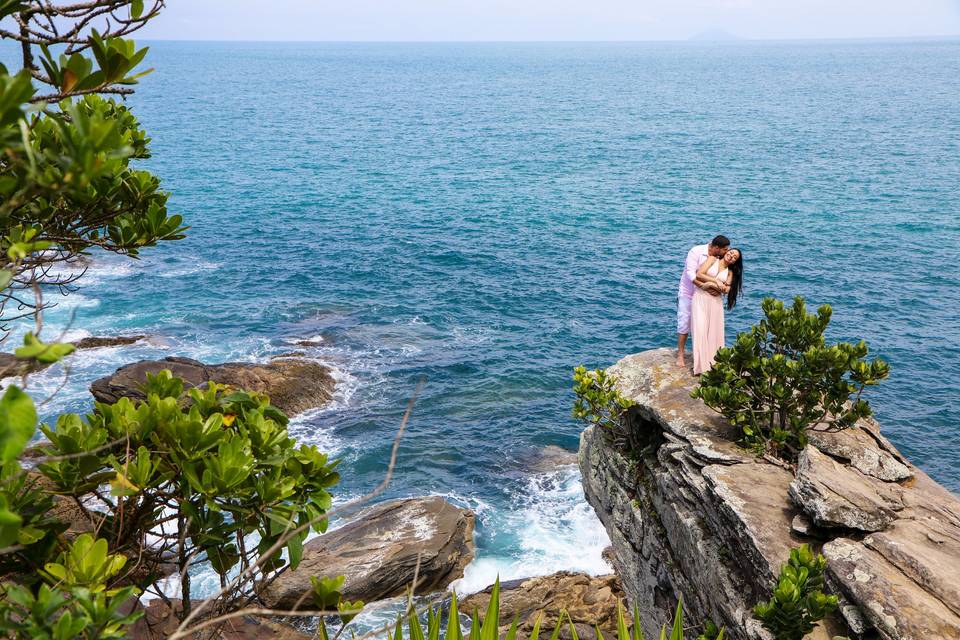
[691,248,743,375]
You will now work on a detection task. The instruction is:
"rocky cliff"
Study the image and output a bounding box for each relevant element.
[578,349,960,640]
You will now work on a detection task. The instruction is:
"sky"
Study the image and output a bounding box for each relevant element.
[135,0,960,42]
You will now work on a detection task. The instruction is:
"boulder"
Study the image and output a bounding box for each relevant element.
[579,348,960,640]
[459,572,626,640]
[129,599,309,640]
[90,356,335,416]
[263,497,475,609]
[789,445,904,532]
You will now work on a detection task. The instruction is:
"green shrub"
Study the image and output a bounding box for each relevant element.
[691,296,889,460]
[31,370,340,615]
[573,366,636,449]
[753,545,839,640]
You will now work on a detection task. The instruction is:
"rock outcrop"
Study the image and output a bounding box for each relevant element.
[579,348,960,640]
[459,572,626,640]
[90,356,335,416]
[263,496,475,609]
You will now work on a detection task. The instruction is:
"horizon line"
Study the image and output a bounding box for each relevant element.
[138,33,960,45]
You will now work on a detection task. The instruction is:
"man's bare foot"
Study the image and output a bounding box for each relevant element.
[676,354,686,367]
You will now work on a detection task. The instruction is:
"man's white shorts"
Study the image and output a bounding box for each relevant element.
[677,295,693,335]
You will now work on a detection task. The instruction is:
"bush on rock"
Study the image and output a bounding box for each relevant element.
[692,296,889,460]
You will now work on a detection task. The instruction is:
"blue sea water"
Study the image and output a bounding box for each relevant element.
[7,40,960,606]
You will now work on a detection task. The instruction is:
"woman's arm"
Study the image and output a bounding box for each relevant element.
[715,269,733,294]
[694,257,722,291]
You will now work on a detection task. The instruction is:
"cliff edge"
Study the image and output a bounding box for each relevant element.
[578,348,960,640]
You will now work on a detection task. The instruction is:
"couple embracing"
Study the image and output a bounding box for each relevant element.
[676,235,744,374]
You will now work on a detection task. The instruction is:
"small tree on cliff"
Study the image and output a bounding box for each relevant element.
[691,296,889,460]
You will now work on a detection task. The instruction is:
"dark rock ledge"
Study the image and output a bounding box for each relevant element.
[90,355,336,417]
[0,334,149,379]
[579,348,960,640]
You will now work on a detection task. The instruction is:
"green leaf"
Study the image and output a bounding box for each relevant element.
[480,577,501,640]
[15,332,76,364]
[0,385,37,462]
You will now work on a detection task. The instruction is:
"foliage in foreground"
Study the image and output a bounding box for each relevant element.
[692,296,889,460]
[573,366,636,449]
[0,1,185,335]
[322,581,718,640]
[753,545,840,640]
[0,369,340,632]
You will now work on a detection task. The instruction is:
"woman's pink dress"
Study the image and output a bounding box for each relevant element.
[691,260,728,375]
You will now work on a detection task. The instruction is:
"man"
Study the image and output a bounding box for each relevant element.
[676,235,730,367]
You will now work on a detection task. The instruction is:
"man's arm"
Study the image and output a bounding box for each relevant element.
[683,248,702,287]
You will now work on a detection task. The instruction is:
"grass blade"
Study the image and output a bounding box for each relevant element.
[480,578,501,640]
[528,611,543,640]
[446,592,464,640]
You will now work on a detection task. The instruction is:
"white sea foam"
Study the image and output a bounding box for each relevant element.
[156,260,222,278]
[452,465,612,595]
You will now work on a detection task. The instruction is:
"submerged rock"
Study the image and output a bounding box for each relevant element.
[524,445,580,473]
[73,334,148,350]
[579,348,960,640]
[89,356,335,416]
[262,496,475,609]
[459,572,626,640]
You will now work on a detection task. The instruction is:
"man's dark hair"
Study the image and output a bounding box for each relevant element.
[710,235,731,249]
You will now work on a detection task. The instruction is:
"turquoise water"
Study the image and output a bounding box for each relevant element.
[9,40,960,601]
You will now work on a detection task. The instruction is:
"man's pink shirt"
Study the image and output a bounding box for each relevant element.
[678,244,709,298]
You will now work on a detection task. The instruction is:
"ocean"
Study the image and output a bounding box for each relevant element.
[8,39,960,613]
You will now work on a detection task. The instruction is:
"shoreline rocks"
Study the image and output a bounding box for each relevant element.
[0,334,149,379]
[90,356,335,417]
[579,348,960,640]
[459,572,626,640]
[263,496,475,610]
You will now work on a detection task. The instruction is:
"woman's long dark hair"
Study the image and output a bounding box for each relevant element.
[727,249,743,310]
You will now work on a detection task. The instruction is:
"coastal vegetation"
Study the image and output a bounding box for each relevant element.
[753,545,838,640]
[0,0,184,338]
[692,296,889,460]
[572,366,635,450]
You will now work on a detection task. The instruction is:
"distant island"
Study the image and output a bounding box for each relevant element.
[689,28,743,41]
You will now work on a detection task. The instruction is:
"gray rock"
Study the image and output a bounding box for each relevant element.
[90,356,335,417]
[525,445,579,473]
[824,537,960,639]
[807,420,912,482]
[580,348,960,640]
[262,496,474,609]
[789,445,904,532]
